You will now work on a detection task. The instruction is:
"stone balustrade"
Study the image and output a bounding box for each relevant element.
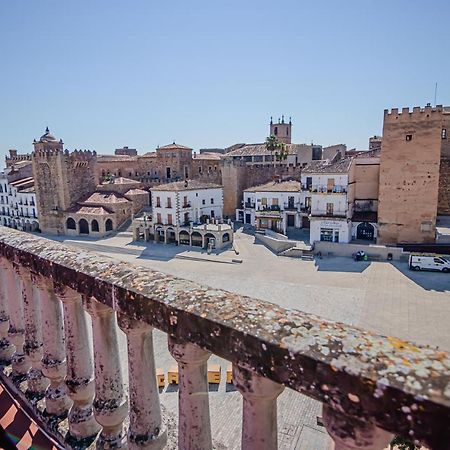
[0,227,449,450]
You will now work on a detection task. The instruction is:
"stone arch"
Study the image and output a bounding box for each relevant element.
[356,222,375,241]
[31,221,39,232]
[91,219,100,232]
[204,233,215,249]
[222,232,230,243]
[105,219,113,231]
[166,227,176,243]
[66,217,76,230]
[191,231,203,247]
[179,230,190,245]
[79,218,89,234]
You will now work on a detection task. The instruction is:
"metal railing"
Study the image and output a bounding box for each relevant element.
[0,227,448,450]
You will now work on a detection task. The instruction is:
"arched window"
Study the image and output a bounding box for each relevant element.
[105,219,113,231]
[79,219,89,234]
[274,126,278,135]
[66,218,76,230]
[91,219,99,232]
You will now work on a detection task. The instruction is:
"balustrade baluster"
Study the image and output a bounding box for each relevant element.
[4,260,29,380]
[233,365,284,450]
[322,404,393,450]
[84,296,128,449]
[168,337,212,450]
[0,258,14,364]
[118,315,166,450]
[54,285,100,444]
[17,268,48,398]
[34,274,72,417]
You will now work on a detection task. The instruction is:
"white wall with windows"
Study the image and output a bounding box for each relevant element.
[151,187,223,226]
[0,174,39,231]
[310,218,351,244]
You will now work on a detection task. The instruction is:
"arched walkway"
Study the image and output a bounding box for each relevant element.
[204,233,215,249]
[179,230,190,245]
[191,231,203,247]
[66,218,76,230]
[166,227,176,244]
[91,219,99,232]
[105,219,113,232]
[79,219,89,234]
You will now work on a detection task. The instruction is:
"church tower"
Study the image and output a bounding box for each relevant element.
[269,115,292,144]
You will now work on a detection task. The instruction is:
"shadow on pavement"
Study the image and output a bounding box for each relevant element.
[314,257,371,273]
[391,261,450,292]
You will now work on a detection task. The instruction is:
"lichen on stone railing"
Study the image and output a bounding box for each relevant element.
[0,226,449,450]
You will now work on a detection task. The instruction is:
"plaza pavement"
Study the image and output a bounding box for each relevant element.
[43,229,450,449]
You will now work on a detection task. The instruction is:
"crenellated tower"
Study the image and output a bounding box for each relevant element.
[32,128,98,234]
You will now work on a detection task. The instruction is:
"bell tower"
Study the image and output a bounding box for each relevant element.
[269,115,292,144]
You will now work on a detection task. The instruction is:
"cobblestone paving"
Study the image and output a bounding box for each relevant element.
[46,229,450,449]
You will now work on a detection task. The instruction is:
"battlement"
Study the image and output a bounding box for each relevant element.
[67,149,97,162]
[384,104,444,120]
[5,153,32,167]
[31,148,63,159]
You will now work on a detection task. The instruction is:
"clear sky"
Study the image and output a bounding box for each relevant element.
[1,0,449,161]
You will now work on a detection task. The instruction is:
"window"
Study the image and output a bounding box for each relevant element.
[167,214,173,225]
[202,199,206,205]
[166,167,171,179]
[156,213,162,224]
[211,198,214,204]
[406,134,413,141]
[199,166,202,173]
[167,198,172,208]
[211,210,215,218]
[261,198,267,206]
[442,128,447,139]
[274,126,278,135]
[156,196,161,207]
[183,196,188,206]
[326,203,334,215]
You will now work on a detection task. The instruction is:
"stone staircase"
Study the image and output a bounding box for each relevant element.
[278,246,314,260]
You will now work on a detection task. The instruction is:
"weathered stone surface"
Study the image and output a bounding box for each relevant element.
[0,227,450,449]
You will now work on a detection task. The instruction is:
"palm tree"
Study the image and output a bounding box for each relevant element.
[265,135,289,172]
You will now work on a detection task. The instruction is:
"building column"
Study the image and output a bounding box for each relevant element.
[0,258,14,364]
[34,275,72,417]
[4,260,30,380]
[168,338,212,450]
[84,296,127,449]
[18,268,48,398]
[118,315,166,450]
[322,404,393,450]
[54,285,100,443]
[233,365,284,450]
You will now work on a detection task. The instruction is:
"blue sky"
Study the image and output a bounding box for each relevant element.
[1,0,449,161]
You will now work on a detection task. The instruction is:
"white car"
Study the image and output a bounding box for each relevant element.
[409,254,450,272]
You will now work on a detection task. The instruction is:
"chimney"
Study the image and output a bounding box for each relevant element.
[9,149,18,158]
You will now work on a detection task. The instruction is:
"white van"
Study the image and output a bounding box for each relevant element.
[409,254,450,272]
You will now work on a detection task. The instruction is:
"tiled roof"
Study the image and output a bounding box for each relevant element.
[82,192,130,204]
[192,152,222,160]
[244,180,301,193]
[151,180,222,191]
[141,152,157,157]
[302,158,353,174]
[158,142,192,151]
[66,205,113,215]
[125,188,149,196]
[225,143,303,157]
[18,186,35,193]
[9,177,34,187]
[97,155,138,162]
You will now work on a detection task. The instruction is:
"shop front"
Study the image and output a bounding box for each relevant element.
[310,218,351,244]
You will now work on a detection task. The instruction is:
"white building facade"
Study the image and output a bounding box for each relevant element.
[301,159,354,244]
[0,173,39,232]
[236,180,309,234]
[151,180,224,226]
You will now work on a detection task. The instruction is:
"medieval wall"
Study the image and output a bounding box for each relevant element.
[378,106,443,244]
[438,158,450,215]
[66,150,99,205]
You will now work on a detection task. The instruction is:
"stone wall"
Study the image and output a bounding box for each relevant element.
[378,106,443,244]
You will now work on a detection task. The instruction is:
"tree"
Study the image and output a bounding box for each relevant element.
[265,135,289,165]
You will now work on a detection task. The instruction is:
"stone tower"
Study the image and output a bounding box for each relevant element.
[32,128,99,234]
[269,116,292,144]
[377,106,449,244]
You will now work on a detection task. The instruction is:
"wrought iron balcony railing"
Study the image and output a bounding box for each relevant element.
[0,227,449,450]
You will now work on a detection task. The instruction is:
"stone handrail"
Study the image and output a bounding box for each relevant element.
[0,226,449,449]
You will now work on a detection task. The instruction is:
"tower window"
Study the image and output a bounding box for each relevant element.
[442,128,447,139]
[406,134,413,141]
[274,126,278,135]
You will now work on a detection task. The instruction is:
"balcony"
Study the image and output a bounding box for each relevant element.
[0,227,448,450]
[283,202,299,211]
[310,209,348,218]
[311,185,347,194]
[244,201,255,208]
[181,202,191,208]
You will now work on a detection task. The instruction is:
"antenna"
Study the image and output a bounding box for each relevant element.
[434,82,438,106]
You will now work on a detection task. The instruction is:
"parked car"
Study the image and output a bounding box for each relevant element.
[409,254,450,272]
